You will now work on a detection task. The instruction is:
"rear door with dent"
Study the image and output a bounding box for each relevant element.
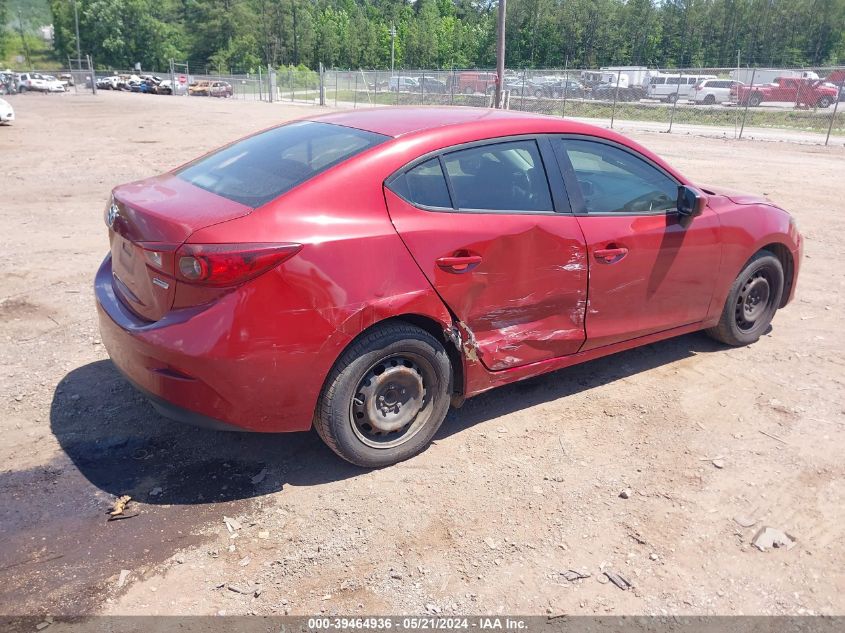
[384,136,589,371]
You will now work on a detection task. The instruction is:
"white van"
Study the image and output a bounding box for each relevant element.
[647,73,718,102]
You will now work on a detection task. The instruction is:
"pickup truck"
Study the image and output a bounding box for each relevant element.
[732,77,839,108]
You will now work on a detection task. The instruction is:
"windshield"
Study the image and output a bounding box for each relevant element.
[177,121,389,208]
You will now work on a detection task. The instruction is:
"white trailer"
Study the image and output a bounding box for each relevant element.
[600,66,651,88]
[729,68,819,85]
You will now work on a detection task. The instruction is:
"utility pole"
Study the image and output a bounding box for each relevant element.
[389,24,396,76]
[494,0,506,108]
[72,0,82,63]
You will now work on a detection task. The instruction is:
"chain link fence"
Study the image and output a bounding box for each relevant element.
[10,63,843,145]
[324,67,845,145]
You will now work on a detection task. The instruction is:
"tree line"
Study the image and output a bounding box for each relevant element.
[42,0,845,73]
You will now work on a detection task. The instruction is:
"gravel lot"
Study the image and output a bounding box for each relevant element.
[1,91,843,618]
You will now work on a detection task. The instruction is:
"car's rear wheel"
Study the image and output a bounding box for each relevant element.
[703,94,716,105]
[748,93,763,107]
[314,322,452,468]
[706,251,784,346]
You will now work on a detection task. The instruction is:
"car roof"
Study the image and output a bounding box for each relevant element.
[305,106,687,182]
[310,106,591,138]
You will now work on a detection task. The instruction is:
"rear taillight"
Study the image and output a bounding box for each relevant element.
[175,243,302,286]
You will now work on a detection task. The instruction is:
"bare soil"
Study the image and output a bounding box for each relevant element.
[1,91,843,618]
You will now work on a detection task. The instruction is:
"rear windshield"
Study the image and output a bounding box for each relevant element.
[176,121,389,207]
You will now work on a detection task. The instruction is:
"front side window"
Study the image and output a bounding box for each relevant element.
[441,140,553,212]
[177,121,388,207]
[561,139,678,214]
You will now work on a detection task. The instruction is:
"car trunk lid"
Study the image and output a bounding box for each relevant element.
[109,174,252,321]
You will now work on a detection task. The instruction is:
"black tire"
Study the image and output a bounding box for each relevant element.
[314,322,452,468]
[748,93,762,107]
[816,96,831,108]
[703,94,716,105]
[666,93,678,103]
[706,251,784,346]
[464,86,474,95]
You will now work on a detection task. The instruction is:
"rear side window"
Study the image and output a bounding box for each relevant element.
[391,158,452,208]
[177,121,388,207]
[442,140,553,212]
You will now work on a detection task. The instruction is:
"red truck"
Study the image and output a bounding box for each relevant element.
[455,71,498,95]
[732,77,839,108]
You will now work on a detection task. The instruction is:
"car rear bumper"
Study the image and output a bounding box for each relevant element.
[95,254,324,433]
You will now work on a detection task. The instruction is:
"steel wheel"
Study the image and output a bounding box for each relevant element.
[734,270,773,332]
[314,322,452,467]
[350,353,434,449]
[706,250,784,347]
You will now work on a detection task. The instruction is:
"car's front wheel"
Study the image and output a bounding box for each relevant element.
[314,322,452,468]
[706,250,784,346]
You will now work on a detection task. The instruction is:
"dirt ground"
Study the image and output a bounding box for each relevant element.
[1,91,843,620]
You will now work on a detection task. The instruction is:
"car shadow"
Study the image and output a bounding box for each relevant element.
[50,331,730,506]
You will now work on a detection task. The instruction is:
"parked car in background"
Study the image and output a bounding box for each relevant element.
[591,81,646,102]
[503,76,548,97]
[0,97,14,124]
[189,80,210,96]
[417,76,448,94]
[455,71,497,95]
[42,75,66,92]
[209,80,233,97]
[647,73,717,102]
[16,72,49,93]
[137,78,161,93]
[539,78,589,99]
[157,79,187,95]
[692,79,744,105]
[0,72,17,95]
[97,76,121,90]
[96,107,801,468]
[59,73,75,87]
[732,77,839,108]
[387,76,418,92]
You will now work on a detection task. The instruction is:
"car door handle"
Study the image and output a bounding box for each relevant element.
[436,254,482,272]
[594,247,629,264]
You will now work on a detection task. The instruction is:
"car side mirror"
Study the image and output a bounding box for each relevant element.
[677,185,706,219]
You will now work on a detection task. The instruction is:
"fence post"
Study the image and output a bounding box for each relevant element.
[87,55,97,94]
[826,82,843,146]
[561,61,569,118]
[258,66,262,101]
[354,73,358,109]
[449,68,455,106]
[319,62,325,106]
[610,70,621,128]
[667,69,682,133]
[520,68,527,110]
[739,68,756,140]
[169,59,175,97]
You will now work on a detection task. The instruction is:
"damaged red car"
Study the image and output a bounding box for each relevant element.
[96,107,802,467]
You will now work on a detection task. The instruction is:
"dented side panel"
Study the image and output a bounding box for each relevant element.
[384,189,588,371]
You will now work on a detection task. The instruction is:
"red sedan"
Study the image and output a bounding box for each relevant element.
[96,107,802,467]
